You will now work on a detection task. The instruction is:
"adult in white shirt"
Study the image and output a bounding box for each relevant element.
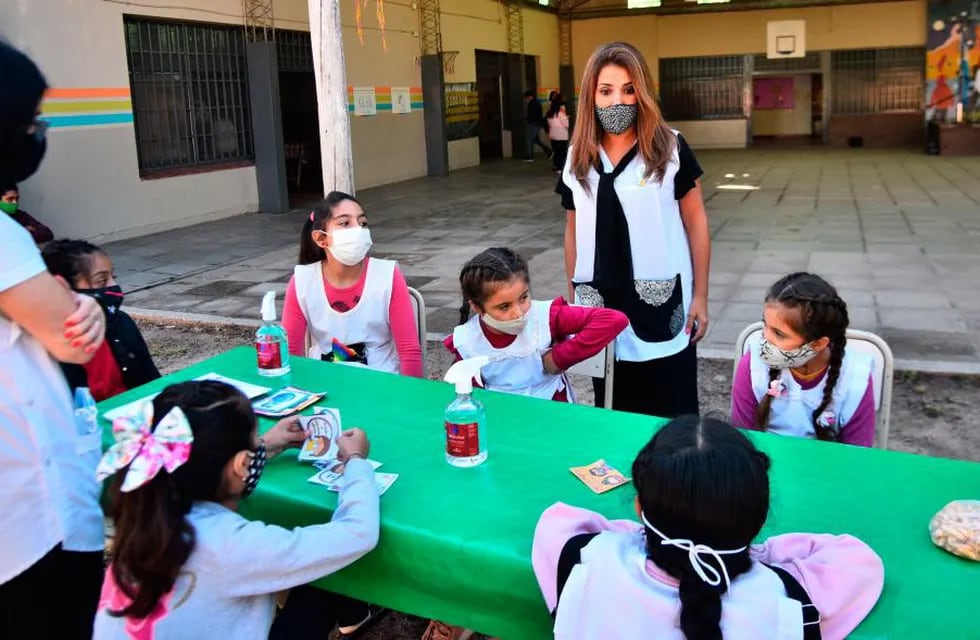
[557,42,711,418]
[0,42,108,639]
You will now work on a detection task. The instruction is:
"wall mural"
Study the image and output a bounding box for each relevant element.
[927,0,980,123]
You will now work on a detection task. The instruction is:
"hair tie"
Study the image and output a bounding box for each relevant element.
[309,210,315,222]
[641,512,747,591]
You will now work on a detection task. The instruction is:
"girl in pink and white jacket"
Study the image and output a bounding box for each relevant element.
[532,416,884,640]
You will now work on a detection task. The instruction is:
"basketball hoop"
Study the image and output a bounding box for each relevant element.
[442,51,459,77]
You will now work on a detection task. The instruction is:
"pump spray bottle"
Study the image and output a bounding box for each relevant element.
[443,356,490,467]
[256,291,290,377]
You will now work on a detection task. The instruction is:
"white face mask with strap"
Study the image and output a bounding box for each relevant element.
[327,226,372,266]
[641,512,747,591]
[481,311,528,336]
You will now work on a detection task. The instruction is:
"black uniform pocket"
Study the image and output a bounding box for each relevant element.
[581,274,683,344]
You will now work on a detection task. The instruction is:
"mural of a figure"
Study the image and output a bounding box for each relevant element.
[927,1,980,122]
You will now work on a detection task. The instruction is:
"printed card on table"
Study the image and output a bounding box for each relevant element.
[253,386,325,418]
[308,468,398,496]
[297,408,343,461]
[570,459,630,494]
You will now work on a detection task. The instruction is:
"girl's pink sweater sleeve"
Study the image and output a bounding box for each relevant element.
[389,266,423,378]
[282,276,308,357]
[548,297,628,371]
[752,533,885,640]
[731,353,761,429]
[532,502,640,613]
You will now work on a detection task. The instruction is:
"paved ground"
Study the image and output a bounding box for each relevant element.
[110,147,980,372]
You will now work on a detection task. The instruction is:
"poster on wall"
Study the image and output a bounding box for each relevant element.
[445,82,480,141]
[927,0,980,123]
[391,87,412,114]
[754,77,795,109]
[353,87,377,116]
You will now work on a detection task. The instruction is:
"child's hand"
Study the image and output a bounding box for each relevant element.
[542,350,562,375]
[337,428,370,462]
[263,417,306,456]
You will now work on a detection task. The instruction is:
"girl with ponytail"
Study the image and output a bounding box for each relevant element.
[532,416,884,639]
[93,380,379,638]
[731,272,877,447]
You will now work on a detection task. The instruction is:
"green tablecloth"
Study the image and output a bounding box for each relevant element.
[99,347,980,639]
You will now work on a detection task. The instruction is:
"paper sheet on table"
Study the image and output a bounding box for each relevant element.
[102,373,271,422]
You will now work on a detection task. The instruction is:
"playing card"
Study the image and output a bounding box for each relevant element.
[307,468,398,496]
[569,459,630,494]
[297,408,342,461]
[253,386,324,417]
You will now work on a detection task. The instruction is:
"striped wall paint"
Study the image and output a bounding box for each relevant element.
[40,88,134,130]
[346,86,424,112]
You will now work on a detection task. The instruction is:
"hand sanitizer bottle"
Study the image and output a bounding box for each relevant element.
[443,356,490,467]
[256,291,290,377]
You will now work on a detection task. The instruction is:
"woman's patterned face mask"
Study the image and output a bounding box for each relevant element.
[595,103,637,135]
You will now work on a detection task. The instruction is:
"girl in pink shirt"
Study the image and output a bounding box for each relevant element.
[282,192,423,377]
[730,272,876,447]
[532,416,884,640]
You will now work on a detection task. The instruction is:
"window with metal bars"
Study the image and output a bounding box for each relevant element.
[831,47,924,115]
[277,30,313,73]
[659,56,744,121]
[123,17,254,176]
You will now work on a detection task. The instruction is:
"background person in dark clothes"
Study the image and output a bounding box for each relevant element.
[524,89,552,162]
[43,239,160,401]
[2,184,53,244]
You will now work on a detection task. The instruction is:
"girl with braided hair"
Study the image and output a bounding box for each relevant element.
[444,247,627,402]
[532,416,884,640]
[730,272,876,447]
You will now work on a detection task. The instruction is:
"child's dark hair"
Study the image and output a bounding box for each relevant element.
[632,415,770,640]
[546,98,564,120]
[457,247,530,323]
[42,238,104,286]
[108,380,256,620]
[297,190,361,265]
[755,272,849,441]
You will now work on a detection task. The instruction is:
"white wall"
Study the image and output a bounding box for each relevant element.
[449,139,481,171]
[0,0,261,241]
[673,120,748,149]
[0,0,426,241]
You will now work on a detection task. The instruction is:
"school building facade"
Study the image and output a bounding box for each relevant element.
[0,0,964,241]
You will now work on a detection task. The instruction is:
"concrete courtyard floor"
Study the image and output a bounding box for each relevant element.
[111,147,980,373]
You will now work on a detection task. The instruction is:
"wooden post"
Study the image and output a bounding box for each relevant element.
[308,0,355,195]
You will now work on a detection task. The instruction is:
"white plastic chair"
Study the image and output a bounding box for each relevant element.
[406,286,427,376]
[304,286,427,376]
[733,321,894,449]
[567,341,616,409]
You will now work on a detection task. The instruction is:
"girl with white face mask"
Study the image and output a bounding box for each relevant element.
[730,272,876,446]
[281,191,422,377]
[444,247,628,403]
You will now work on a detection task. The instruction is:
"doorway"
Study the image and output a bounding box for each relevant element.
[751,73,823,147]
[477,76,503,159]
[276,31,323,203]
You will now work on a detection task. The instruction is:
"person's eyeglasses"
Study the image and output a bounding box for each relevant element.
[25,119,49,141]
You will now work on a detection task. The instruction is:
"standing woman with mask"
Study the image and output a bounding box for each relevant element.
[0,43,108,637]
[282,191,423,377]
[556,42,711,417]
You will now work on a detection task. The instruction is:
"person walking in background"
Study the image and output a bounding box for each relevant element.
[546,98,570,173]
[524,89,552,162]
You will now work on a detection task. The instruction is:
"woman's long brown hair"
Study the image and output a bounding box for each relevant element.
[570,42,675,190]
